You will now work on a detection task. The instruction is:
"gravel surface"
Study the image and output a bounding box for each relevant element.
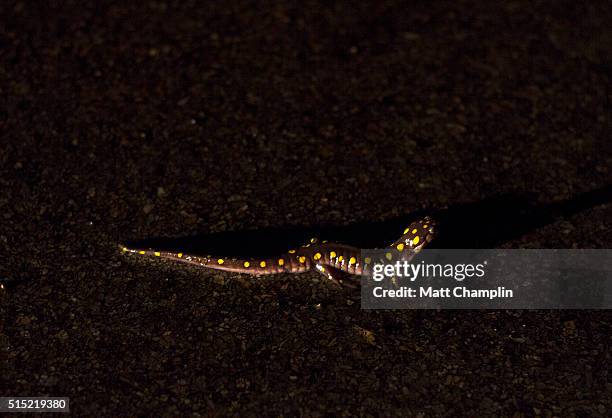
[1,1,611,416]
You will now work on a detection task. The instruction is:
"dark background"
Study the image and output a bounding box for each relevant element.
[1,1,611,415]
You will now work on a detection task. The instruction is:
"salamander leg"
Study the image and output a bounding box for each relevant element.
[315,264,358,289]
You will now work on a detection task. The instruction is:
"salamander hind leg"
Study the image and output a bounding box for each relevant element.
[314,264,357,289]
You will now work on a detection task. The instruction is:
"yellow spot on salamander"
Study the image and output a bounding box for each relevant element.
[338,255,344,262]
[313,252,322,260]
[413,236,420,245]
[365,257,372,264]
[244,261,250,268]
[299,256,306,263]
[278,259,285,266]
[310,238,317,243]
[121,247,128,252]
[154,252,161,257]
[138,250,145,255]
[217,259,224,265]
[385,252,392,260]
[403,227,410,234]
[288,249,296,254]
[412,228,418,234]
[177,253,183,258]
[396,243,405,251]
[322,240,328,243]
[349,256,356,265]
[423,224,429,229]
[330,251,337,259]
[260,261,266,268]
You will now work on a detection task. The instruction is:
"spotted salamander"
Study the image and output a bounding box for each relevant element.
[121,216,436,283]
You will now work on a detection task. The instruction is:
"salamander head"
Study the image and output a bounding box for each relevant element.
[398,216,437,251]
